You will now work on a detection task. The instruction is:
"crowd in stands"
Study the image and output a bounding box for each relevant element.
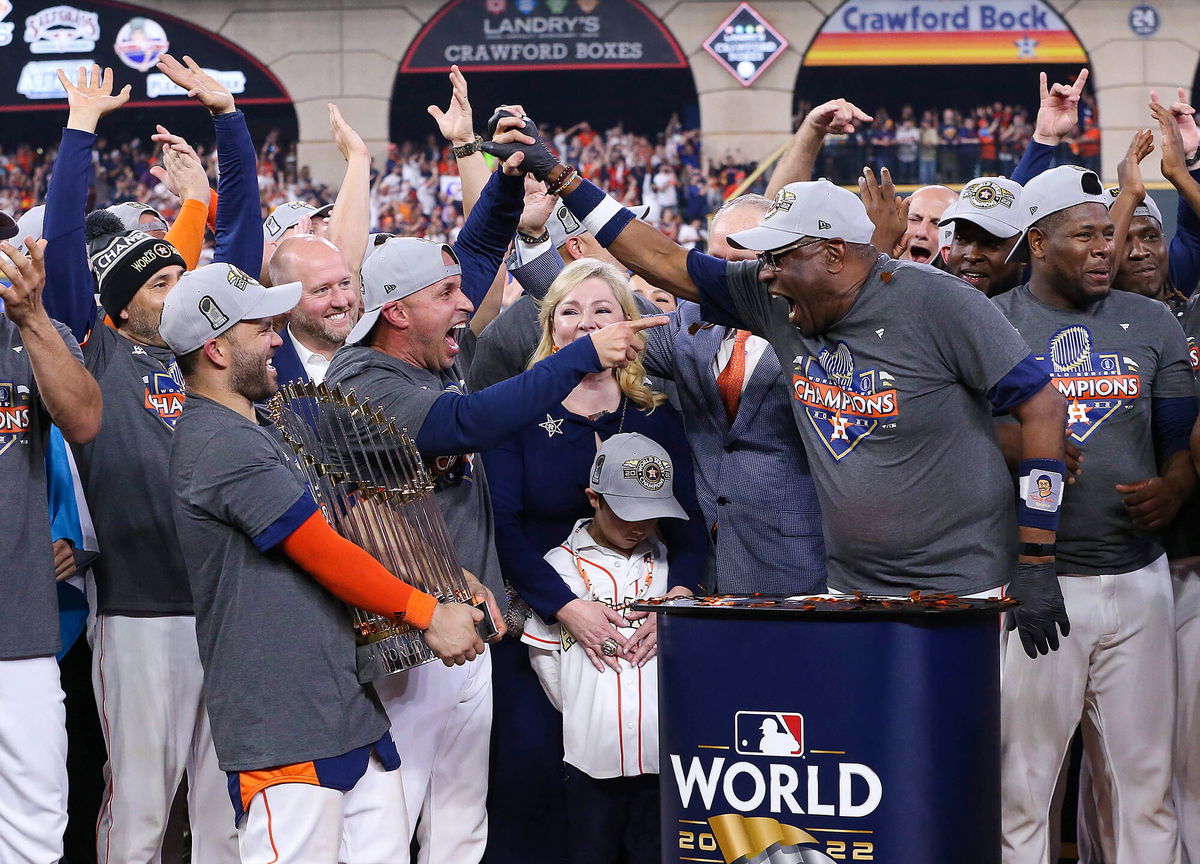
[798,91,1101,185]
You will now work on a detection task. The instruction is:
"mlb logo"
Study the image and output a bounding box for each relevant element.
[734,711,804,757]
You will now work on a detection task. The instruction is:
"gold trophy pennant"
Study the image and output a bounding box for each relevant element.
[268,381,494,682]
[708,814,832,864]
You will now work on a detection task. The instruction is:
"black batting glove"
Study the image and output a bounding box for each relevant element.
[1005,560,1070,659]
[480,109,559,181]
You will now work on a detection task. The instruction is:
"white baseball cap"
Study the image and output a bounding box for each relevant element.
[263,201,317,242]
[547,200,651,248]
[346,237,461,345]
[727,180,876,251]
[588,432,687,522]
[108,201,167,232]
[160,262,301,355]
[1103,186,1164,225]
[938,177,1024,239]
[14,205,45,255]
[1006,166,1107,262]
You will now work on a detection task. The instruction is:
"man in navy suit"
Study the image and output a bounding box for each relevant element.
[267,235,359,386]
[641,195,825,594]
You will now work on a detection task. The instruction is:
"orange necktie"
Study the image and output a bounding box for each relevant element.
[716,329,751,424]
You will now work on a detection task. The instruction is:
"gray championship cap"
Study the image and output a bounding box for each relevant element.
[311,203,334,220]
[263,201,318,242]
[938,177,1024,240]
[588,432,688,522]
[1103,186,1164,225]
[14,205,46,255]
[547,200,651,248]
[346,237,461,345]
[160,262,302,355]
[108,201,168,233]
[727,180,876,251]
[1006,165,1107,262]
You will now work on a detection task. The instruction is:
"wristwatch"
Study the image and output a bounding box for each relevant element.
[1018,542,1057,558]
[452,135,483,159]
[1186,148,1200,168]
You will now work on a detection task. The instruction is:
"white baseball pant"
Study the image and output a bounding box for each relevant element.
[239,753,409,864]
[0,656,67,864]
[1001,555,1179,864]
[1175,563,1200,864]
[376,648,493,864]
[93,614,238,864]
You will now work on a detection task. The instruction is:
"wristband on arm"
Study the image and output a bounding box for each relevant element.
[1017,458,1067,532]
[562,177,637,246]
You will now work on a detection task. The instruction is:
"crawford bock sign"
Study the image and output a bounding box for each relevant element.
[401,0,687,72]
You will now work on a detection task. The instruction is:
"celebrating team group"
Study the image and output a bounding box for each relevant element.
[1,46,1198,864]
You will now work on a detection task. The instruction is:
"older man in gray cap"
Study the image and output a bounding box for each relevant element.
[488,125,1072,656]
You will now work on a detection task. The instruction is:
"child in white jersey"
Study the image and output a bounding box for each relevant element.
[523,433,692,864]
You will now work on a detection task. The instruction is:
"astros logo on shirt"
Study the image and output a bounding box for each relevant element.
[143,369,186,430]
[791,342,898,461]
[1038,325,1141,442]
[0,380,31,455]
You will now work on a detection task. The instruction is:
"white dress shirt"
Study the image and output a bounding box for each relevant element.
[287,325,331,385]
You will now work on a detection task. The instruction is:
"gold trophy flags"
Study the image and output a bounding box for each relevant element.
[707,814,832,864]
[268,381,494,682]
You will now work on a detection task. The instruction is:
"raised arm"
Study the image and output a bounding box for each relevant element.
[326,104,371,280]
[43,65,131,339]
[150,127,212,270]
[1151,93,1200,295]
[428,65,491,218]
[767,98,871,197]
[1109,129,1156,267]
[1012,68,1089,186]
[154,54,261,276]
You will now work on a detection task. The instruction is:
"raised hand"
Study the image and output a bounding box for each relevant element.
[1150,87,1199,158]
[1152,101,1191,181]
[480,109,557,180]
[517,176,556,237]
[149,125,206,197]
[162,145,212,204]
[0,238,50,329]
[1116,128,1154,200]
[858,166,909,255]
[427,65,476,146]
[1034,67,1090,144]
[56,65,131,133]
[154,54,235,115]
[329,103,369,162]
[805,98,873,136]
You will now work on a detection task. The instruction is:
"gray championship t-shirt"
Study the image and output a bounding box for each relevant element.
[0,317,84,659]
[170,394,388,772]
[76,325,193,615]
[702,255,1031,594]
[994,285,1197,574]
[326,345,505,605]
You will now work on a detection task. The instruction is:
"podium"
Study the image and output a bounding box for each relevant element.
[641,595,1008,864]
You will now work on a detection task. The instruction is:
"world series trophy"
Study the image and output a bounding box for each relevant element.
[268,380,497,683]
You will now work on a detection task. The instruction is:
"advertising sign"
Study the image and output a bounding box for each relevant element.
[805,0,1088,66]
[0,0,290,111]
[703,3,788,87]
[401,0,687,72]
[655,603,1003,862]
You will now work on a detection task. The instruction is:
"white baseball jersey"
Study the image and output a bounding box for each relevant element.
[523,519,668,780]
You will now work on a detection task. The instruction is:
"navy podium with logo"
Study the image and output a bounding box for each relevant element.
[642,596,1006,864]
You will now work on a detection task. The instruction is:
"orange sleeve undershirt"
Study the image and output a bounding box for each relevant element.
[206,188,219,234]
[164,197,210,271]
[279,510,438,630]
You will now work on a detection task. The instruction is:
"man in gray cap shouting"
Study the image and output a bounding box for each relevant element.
[486,129,1071,659]
[325,235,664,864]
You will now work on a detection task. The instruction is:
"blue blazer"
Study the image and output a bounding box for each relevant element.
[273,329,309,388]
[643,301,826,594]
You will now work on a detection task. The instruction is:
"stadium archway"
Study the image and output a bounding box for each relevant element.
[392,0,699,142]
[793,0,1094,187]
[0,0,297,152]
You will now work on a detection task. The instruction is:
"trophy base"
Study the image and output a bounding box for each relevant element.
[474,598,499,642]
[356,629,439,683]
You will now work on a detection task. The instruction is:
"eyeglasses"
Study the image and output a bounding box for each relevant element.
[757,236,824,270]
